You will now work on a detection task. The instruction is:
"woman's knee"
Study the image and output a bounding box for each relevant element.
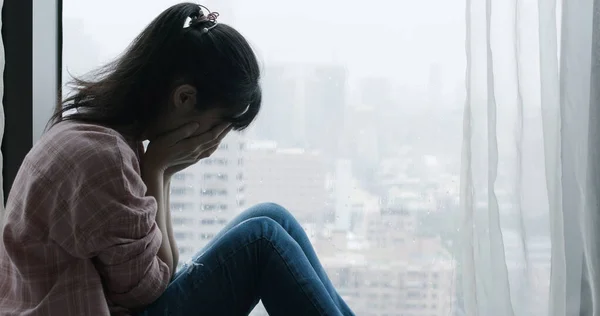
[239,216,283,235]
[247,202,296,223]
[237,216,296,246]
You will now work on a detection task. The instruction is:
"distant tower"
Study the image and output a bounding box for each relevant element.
[428,63,443,108]
[303,65,348,159]
[334,159,353,231]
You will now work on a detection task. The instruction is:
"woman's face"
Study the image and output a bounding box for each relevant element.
[149,84,230,140]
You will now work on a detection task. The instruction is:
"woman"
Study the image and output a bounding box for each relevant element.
[0,3,355,316]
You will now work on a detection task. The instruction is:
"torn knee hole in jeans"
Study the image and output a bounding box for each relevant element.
[183,260,204,274]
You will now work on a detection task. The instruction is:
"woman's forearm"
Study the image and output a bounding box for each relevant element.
[141,167,174,277]
[163,177,179,270]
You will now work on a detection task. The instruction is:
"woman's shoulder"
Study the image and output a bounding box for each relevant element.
[26,120,140,185]
[44,120,133,151]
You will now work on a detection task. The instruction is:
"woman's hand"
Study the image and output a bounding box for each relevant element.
[143,122,231,175]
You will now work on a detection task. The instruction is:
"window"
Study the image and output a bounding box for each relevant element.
[200,204,216,211]
[62,1,558,315]
[200,218,216,225]
[204,173,229,181]
[173,173,193,181]
[171,202,194,211]
[217,218,228,225]
[200,233,215,240]
[203,158,228,166]
[172,217,193,226]
[171,187,193,195]
[174,232,194,239]
[200,189,228,196]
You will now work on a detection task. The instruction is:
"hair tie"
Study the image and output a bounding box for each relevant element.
[184,5,220,33]
[207,11,219,23]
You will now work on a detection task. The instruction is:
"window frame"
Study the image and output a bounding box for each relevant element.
[2,0,62,203]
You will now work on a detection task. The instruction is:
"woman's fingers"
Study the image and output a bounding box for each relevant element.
[197,142,220,160]
[180,123,231,151]
[216,124,233,139]
[162,122,200,145]
[192,137,222,157]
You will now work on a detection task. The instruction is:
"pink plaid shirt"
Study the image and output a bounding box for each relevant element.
[0,121,170,315]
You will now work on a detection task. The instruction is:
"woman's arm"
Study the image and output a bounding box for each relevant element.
[141,122,231,276]
[163,176,179,270]
[141,167,174,277]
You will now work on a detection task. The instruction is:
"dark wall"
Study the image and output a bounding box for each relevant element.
[2,0,62,203]
[2,0,34,203]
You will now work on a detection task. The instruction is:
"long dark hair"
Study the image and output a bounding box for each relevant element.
[51,3,261,137]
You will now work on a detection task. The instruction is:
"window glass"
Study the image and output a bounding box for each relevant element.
[63,1,551,315]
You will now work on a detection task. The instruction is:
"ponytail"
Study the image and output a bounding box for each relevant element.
[50,3,261,136]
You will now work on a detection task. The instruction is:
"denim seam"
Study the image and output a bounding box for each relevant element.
[198,236,326,316]
[263,237,327,316]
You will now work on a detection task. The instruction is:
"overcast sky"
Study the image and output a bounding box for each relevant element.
[64,0,468,88]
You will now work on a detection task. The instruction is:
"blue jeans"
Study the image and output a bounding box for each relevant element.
[136,203,355,316]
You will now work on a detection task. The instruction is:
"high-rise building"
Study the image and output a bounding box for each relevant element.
[357,77,395,158]
[345,105,381,186]
[243,141,328,225]
[503,232,551,315]
[251,65,303,147]
[312,197,456,315]
[169,133,245,266]
[303,65,347,158]
[249,63,347,159]
[334,159,353,231]
[321,254,456,315]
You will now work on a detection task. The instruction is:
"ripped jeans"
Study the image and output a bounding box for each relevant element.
[136,203,356,316]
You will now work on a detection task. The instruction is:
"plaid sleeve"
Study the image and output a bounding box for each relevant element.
[90,208,170,308]
[48,131,170,309]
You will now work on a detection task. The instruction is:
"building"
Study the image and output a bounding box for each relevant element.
[347,186,381,237]
[169,133,245,266]
[251,63,348,157]
[344,105,381,187]
[334,159,353,231]
[322,255,456,316]
[243,141,329,225]
[503,232,551,315]
[303,64,348,158]
[251,64,304,147]
[312,198,456,315]
[357,76,396,158]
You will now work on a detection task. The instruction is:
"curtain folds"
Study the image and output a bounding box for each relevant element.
[581,0,600,314]
[460,0,598,315]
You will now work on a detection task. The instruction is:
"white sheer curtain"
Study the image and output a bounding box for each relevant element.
[460,0,598,315]
[583,2,600,316]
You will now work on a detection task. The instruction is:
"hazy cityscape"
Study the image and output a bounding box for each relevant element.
[62,1,552,315]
